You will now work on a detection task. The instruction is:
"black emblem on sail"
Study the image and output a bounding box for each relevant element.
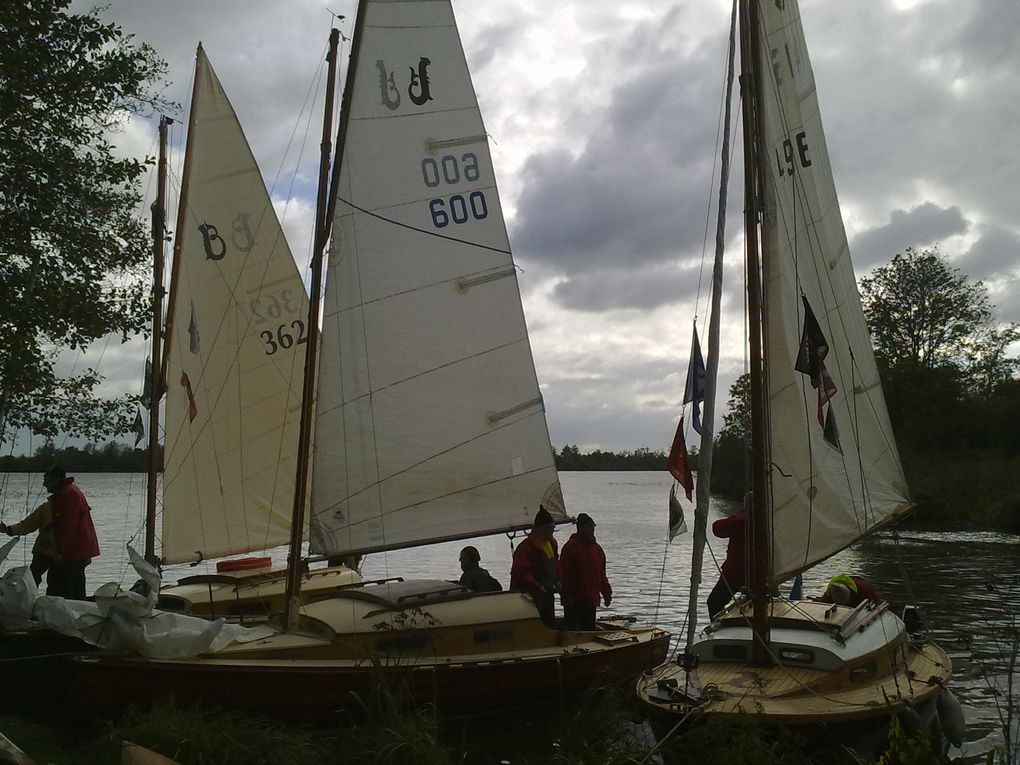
[198,222,226,261]
[408,57,433,106]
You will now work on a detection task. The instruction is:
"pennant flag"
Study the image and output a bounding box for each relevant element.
[668,484,688,541]
[180,372,198,422]
[794,296,838,426]
[790,573,803,600]
[683,327,707,434]
[141,358,153,408]
[823,406,842,451]
[131,407,146,447]
[188,301,201,354]
[667,417,694,501]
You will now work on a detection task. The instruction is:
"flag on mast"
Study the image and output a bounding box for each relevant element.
[667,417,695,501]
[683,327,707,435]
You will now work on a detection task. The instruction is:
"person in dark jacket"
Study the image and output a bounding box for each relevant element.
[458,545,502,593]
[510,507,559,627]
[559,513,612,630]
[817,574,879,607]
[0,465,100,599]
[706,493,750,619]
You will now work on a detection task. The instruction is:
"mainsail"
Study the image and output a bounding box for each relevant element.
[310,0,565,557]
[162,46,309,564]
[757,1,911,581]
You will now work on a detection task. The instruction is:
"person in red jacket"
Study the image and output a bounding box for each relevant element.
[0,465,100,599]
[706,493,751,619]
[559,513,612,631]
[510,507,559,627]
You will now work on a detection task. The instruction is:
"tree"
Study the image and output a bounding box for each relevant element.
[709,374,750,500]
[860,246,1019,398]
[0,1,171,441]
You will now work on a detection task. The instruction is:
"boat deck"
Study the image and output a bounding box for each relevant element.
[640,640,950,723]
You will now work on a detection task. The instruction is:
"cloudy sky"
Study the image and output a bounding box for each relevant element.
[44,0,1020,456]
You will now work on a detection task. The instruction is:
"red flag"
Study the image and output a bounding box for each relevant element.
[667,417,694,501]
[180,372,198,422]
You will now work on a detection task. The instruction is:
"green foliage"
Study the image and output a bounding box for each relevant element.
[0,0,172,441]
[709,374,749,500]
[555,444,669,471]
[658,719,809,764]
[860,247,1019,395]
[874,718,938,765]
[98,702,329,765]
[0,439,155,472]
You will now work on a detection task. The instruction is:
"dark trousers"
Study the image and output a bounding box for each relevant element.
[564,605,597,631]
[707,575,743,620]
[30,556,87,600]
[535,590,556,627]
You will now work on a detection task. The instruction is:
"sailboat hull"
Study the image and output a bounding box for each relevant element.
[2,584,669,721]
[636,600,952,750]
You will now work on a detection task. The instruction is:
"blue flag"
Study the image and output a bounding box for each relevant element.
[683,326,706,434]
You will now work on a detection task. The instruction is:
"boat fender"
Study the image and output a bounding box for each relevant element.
[937,688,965,748]
[898,704,923,734]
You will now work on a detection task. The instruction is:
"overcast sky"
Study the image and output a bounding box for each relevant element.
[40,0,1020,457]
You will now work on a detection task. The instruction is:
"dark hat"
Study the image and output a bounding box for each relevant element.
[44,465,66,479]
[534,507,554,527]
[460,545,481,563]
[576,512,595,528]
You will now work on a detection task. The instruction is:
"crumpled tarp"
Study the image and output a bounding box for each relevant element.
[0,543,271,659]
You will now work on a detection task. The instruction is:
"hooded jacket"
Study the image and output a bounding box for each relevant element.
[559,532,612,610]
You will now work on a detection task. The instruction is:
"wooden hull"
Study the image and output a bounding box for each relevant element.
[8,629,669,721]
[635,600,954,752]
[3,583,669,721]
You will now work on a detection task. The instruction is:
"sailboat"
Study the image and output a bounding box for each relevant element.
[146,43,360,619]
[636,0,956,751]
[4,1,668,720]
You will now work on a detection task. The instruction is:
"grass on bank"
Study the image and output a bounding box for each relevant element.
[0,689,944,765]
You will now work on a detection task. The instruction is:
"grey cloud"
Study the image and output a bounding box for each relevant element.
[994,278,1020,325]
[550,262,701,313]
[955,226,1020,280]
[511,15,730,273]
[850,203,969,268]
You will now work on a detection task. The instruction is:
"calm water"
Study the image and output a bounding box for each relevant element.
[1,471,1016,758]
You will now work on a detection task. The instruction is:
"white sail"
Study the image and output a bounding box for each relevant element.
[162,46,309,564]
[758,1,911,582]
[310,0,565,556]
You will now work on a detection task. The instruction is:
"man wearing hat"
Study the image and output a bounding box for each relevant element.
[0,466,100,599]
[558,512,613,630]
[510,506,560,627]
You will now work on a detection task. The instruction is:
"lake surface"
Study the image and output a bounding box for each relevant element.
[1,470,1016,759]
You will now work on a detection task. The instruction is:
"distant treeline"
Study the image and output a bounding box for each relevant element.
[0,441,158,473]
[555,445,676,471]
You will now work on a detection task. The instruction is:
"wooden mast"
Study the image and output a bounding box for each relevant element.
[739,0,772,665]
[144,115,170,565]
[283,27,343,631]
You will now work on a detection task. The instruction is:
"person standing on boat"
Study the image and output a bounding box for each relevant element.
[558,512,612,631]
[458,545,502,592]
[510,506,560,627]
[706,493,750,619]
[0,466,100,600]
[818,573,879,607]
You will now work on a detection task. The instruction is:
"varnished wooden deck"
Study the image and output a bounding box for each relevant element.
[639,641,951,724]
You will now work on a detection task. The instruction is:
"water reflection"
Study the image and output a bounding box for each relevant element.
[1,471,1016,757]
